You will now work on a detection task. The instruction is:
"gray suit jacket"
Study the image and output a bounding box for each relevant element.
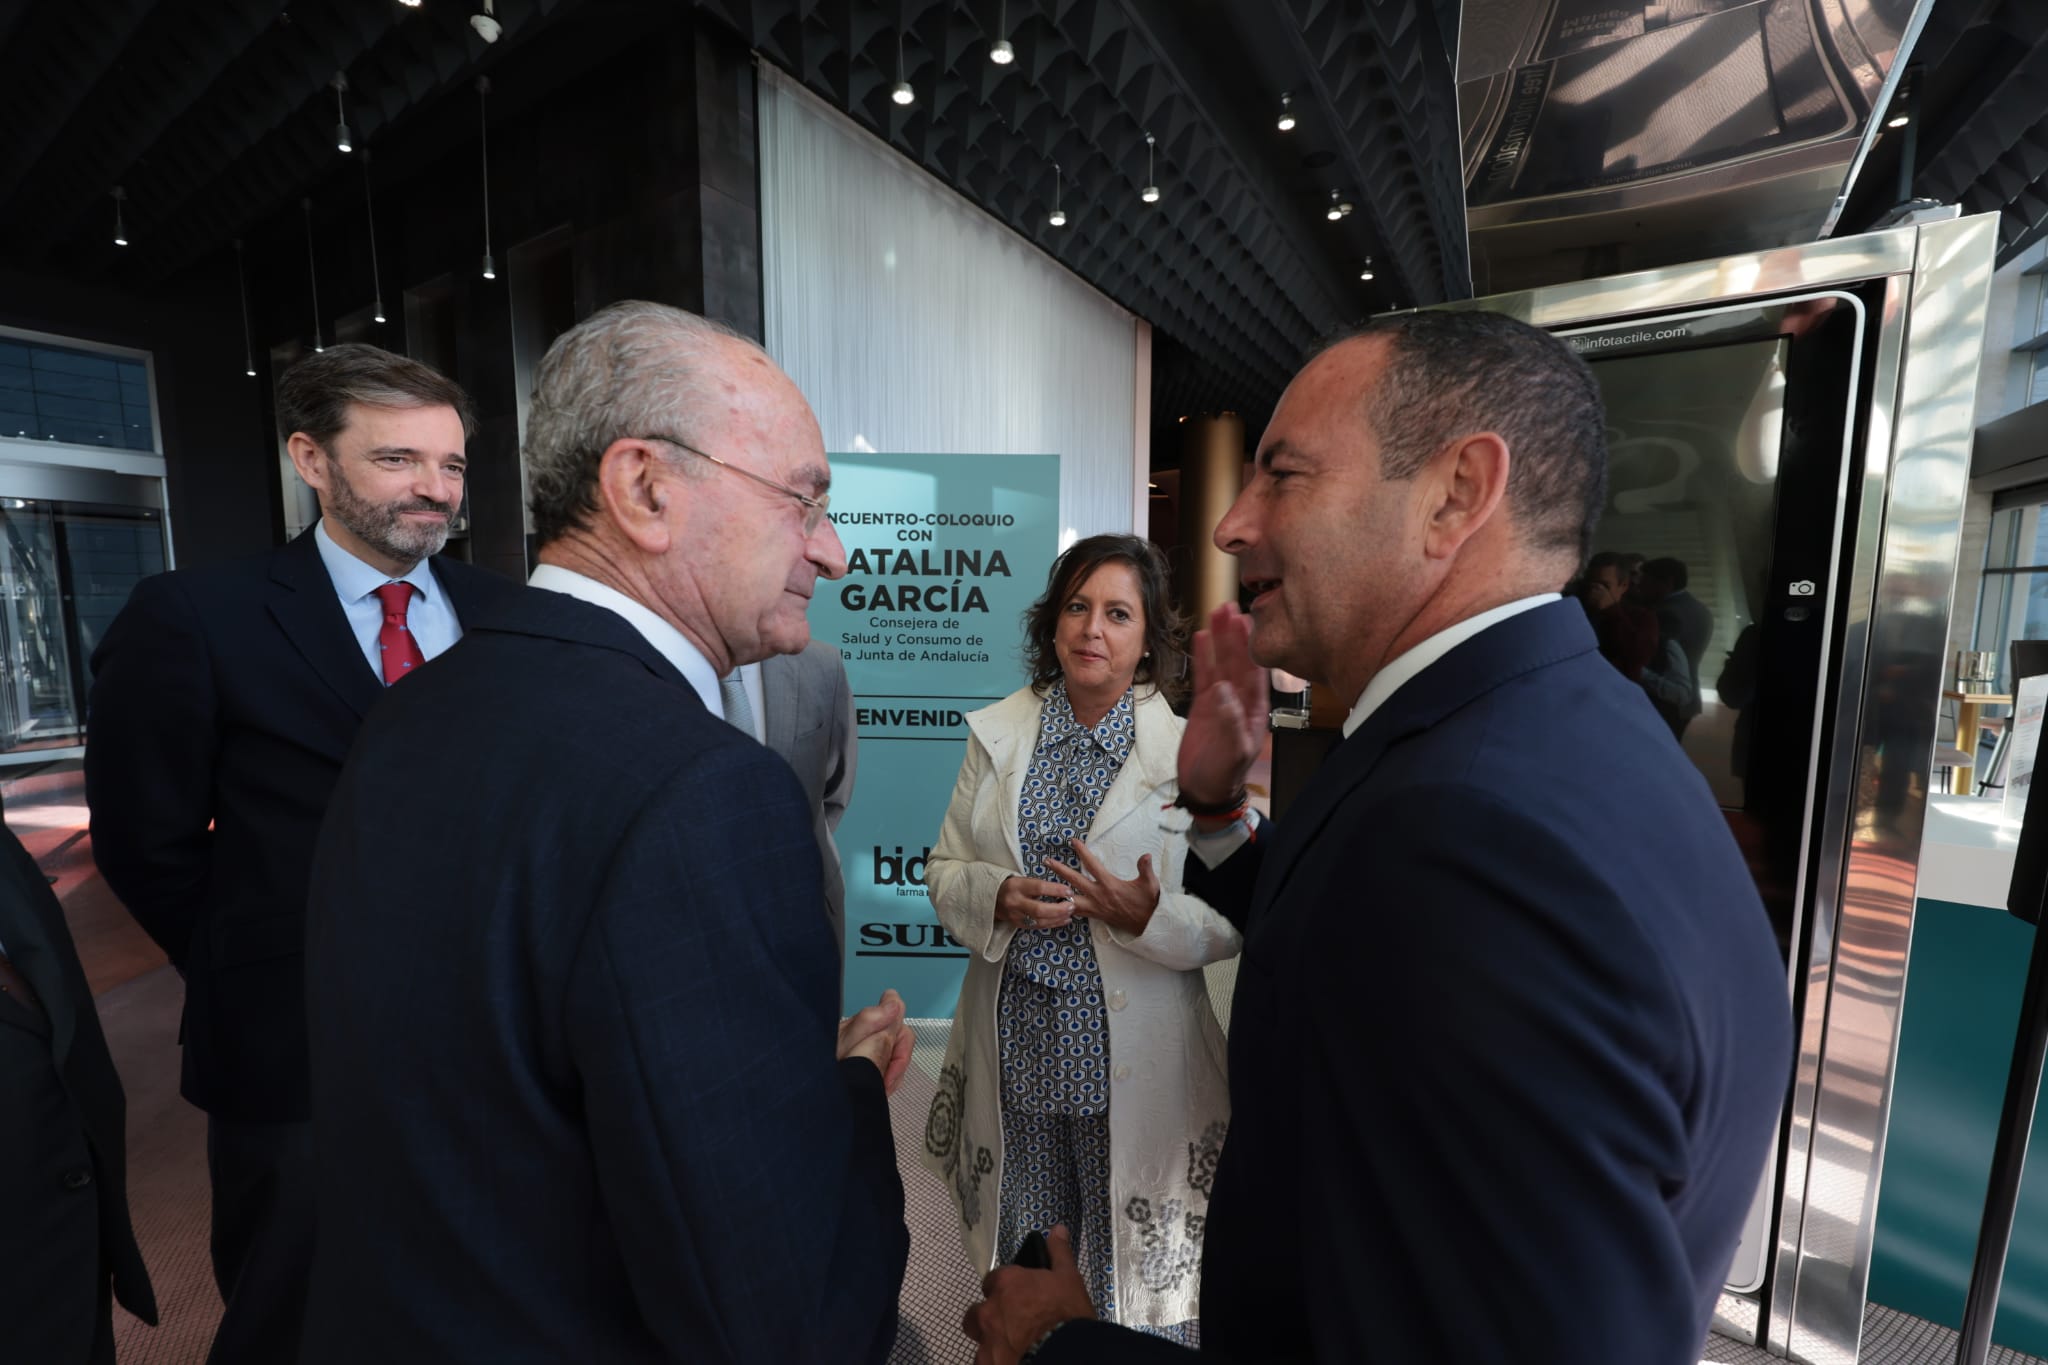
[761,642,858,956]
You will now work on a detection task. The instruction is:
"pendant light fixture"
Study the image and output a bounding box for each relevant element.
[1359,256,1375,281]
[892,28,915,105]
[111,186,128,247]
[363,149,386,324]
[989,0,1013,64]
[333,74,352,154]
[1277,92,1296,131]
[1048,162,1066,227]
[234,239,257,377]
[303,198,324,352]
[477,77,496,280]
[1141,133,1159,204]
[1326,189,1353,220]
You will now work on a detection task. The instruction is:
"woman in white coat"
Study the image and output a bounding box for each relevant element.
[923,534,1239,1343]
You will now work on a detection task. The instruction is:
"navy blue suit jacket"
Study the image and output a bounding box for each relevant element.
[83,527,518,1121]
[1041,600,1792,1364]
[301,586,908,1363]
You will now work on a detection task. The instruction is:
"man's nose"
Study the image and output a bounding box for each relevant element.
[1213,486,1256,555]
[810,516,848,580]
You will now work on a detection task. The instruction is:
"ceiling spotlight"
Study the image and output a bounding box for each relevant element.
[1277,92,1296,132]
[333,74,352,154]
[1141,132,1159,204]
[1888,113,1910,129]
[477,78,496,280]
[893,28,914,104]
[111,185,128,247]
[398,0,422,6]
[1327,190,1343,220]
[990,0,1013,63]
[470,0,500,43]
[1359,256,1375,281]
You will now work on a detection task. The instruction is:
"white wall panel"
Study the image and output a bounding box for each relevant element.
[758,66,1139,543]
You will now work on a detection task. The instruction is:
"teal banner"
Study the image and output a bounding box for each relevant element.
[815,452,1061,1017]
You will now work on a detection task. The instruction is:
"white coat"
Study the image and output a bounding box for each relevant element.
[921,684,1239,1329]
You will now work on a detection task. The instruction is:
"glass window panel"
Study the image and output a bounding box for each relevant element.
[0,338,156,453]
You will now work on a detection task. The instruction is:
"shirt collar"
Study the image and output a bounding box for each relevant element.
[1041,682,1136,761]
[525,563,722,716]
[314,518,439,604]
[1341,594,1561,738]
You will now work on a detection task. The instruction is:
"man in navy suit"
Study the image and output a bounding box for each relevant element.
[969,311,1793,1363]
[301,301,911,1362]
[84,345,519,1364]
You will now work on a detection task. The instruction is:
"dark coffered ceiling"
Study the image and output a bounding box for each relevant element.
[0,0,1466,455]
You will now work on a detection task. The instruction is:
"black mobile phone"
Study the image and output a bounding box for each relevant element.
[1012,1229,1052,1270]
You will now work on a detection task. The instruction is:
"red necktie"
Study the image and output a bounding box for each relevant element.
[374,582,426,685]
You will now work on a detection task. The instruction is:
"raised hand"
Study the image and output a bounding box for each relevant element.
[1178,601,1267,806]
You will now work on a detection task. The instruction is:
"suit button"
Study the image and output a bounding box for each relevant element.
[1113,1064,1131,1082]
[59,1167,92,1191]
[1108,990,1127,1011]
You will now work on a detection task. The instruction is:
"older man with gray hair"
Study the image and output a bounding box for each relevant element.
[300,302,911,1363]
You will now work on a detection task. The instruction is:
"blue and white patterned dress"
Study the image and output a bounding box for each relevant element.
[994,682,1197,1345]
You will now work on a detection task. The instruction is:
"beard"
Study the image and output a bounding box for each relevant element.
[324,459,455,565]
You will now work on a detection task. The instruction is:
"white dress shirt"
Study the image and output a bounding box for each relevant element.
[725,662,767,744]
[526,564,722,717]
[315,520,462,679]
[1191,593,1561,867]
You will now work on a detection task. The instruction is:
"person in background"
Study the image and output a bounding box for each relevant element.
[967,310,1791,1365]
[0,822,156,1364]
[300,301,910,1363]
[1581,549,1657,682]
[83,345,517,1365]
[720,642,859,959]
[1640,556,1714,738]
[925,533,1238,1346]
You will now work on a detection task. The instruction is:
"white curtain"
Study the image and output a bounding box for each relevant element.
[758,66,1140,544]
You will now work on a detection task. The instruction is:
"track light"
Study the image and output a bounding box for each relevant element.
[477,78,496,281]
[1359,256,1375,281]
[235,239,257,377]
[989,0,1013,63]
[111,186,128,246]
[304,198,324,352]
[1049,161,1066,227]
[1277,92,1296,132]
[333,74,352,154]
[1141,133,1159,203]
[363,149,386,324]
[893,29,914,104]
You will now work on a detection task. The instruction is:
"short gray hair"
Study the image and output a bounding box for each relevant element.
[275,344,474,449]
[523,301,763,547]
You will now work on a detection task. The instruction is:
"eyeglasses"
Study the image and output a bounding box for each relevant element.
[641,434,831,535]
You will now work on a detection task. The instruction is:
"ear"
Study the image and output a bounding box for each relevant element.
[285,432,334,494]
[1419,431,1510,562]
[594,438,676,554]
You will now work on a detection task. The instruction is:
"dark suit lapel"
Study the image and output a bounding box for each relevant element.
[431,555,518,630]
[1251,600,1601,917]
[265,529,382,720]
[759,653,801,755]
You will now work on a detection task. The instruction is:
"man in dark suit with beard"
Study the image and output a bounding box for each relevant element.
[84,345,519,1364]
[968,312,1792,1365]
